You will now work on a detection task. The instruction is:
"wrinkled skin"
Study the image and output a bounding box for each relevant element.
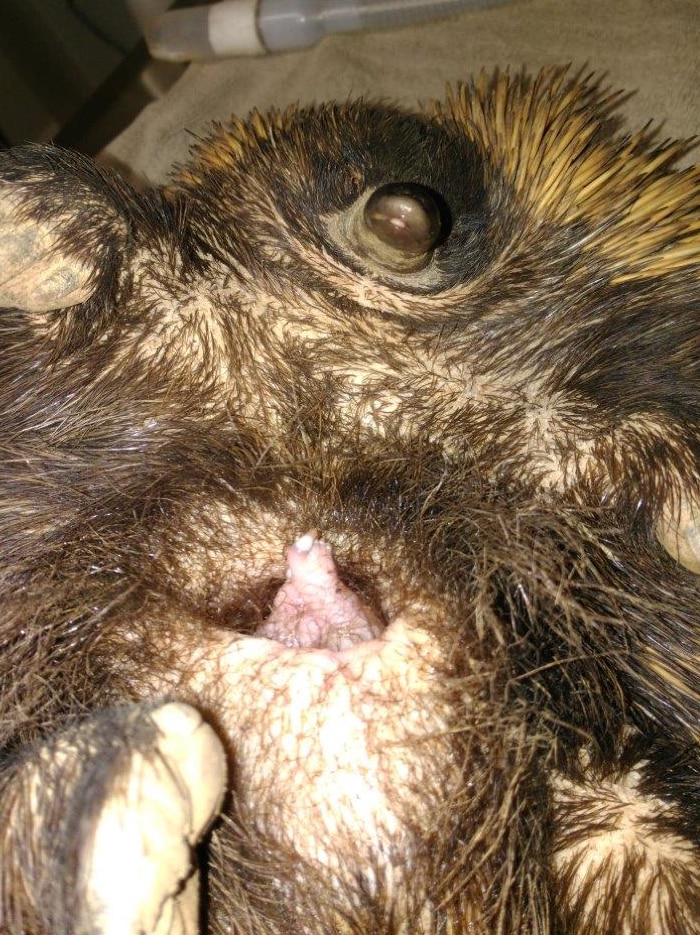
[0,67,700,935]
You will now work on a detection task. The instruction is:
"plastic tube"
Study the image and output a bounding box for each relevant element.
[140,0,511,62]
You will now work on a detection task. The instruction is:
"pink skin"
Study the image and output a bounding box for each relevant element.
[256,533,385,651]
[178,534,449,871]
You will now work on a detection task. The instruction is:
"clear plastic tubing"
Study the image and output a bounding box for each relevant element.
[143,0,510,62]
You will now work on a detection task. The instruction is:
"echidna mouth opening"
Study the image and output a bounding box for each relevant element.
[253,533,387,652]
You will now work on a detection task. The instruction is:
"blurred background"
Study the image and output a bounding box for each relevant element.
[0,0,183,152]
[1,0,696,175]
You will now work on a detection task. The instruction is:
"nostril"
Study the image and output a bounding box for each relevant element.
[256,533,386,651]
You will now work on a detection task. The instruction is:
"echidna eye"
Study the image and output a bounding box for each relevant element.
[356,183,445,273]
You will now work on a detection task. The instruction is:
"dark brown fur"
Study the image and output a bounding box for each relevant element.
[0,67,699,934]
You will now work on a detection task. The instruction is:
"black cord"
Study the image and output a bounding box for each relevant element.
[64,0,132,56]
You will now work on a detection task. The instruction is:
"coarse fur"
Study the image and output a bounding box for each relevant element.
[0,66,699,934]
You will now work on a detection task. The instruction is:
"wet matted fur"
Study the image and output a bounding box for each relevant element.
[0,67,699,934]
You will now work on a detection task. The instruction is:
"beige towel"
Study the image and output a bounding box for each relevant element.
[107,0,699,181]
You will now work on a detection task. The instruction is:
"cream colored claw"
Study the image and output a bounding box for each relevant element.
[656,492,700,574]
[84,703,227,935]
[0,190,97,311]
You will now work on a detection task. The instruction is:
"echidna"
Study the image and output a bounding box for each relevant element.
[0,67,699,935]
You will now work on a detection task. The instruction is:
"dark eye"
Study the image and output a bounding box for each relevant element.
[355,183,447,273]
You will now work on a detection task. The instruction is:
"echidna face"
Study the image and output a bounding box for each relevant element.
[1,68,699,935]
[164,73,700,509]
